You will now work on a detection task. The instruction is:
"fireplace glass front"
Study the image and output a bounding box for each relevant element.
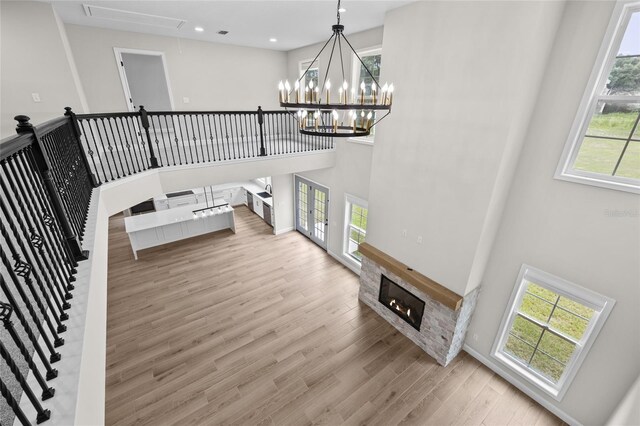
[378,275,425,331]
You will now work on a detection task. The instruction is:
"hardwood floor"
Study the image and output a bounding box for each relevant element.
[106,206,563,425]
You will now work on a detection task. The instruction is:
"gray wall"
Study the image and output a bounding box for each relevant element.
[0,1,85,137]
[65,24,287,113]
[465,2,640,424]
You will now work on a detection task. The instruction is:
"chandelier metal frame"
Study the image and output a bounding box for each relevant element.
[278,0,393,138]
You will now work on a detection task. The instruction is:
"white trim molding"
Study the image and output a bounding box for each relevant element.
[491,264,615,401]
[555,1,640,194]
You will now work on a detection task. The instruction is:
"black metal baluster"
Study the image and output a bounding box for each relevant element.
[138,106,159,168]
[162,115,177,165]
[133,115,150,170]
[113,116,134,174]
[0,339,53,423]
[8,156,73,307]
[187,114,200,163]
[200,114,212,162]
[0,210,67,341]
[233,114,244,159]
[222,114,233,159]
[38,129,83,238]
[0,376,31,426]
[23,145,78,278]
[106,117,129,176]
[1,165,71,327]
[120,117,141,173]
[83,119,108,183]
[151,115,169,167]
[205,114,217,162]
[0,274,59,378]
[215,114,226,160]
[0,246,62,362]
[0,303,55,400]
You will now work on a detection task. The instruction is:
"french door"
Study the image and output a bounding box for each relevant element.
[295,176,329,250]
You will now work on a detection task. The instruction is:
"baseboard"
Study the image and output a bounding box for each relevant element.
[463,344,582,426]
[274,226,294,235]
[328,250,361,275]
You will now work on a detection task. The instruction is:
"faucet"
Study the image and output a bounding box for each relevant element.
[265,184,272,194]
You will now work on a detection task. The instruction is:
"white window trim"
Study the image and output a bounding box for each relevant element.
[491,264,615,401]
[350,45,383,144]
[342,194,368,268]
[555,1,640,194]
[299,58,320,83]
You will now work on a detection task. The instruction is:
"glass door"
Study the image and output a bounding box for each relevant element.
[294,176,329,250]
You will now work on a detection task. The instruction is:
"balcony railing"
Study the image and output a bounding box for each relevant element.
[0,105,332,424]
[76,106,333,184]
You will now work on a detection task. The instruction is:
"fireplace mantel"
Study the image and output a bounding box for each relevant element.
[358,242,463,310]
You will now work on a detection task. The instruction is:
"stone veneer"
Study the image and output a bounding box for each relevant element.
[359,256,479,366]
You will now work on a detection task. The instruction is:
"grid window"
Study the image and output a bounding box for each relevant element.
[300,60,319,91]
[351,47,382,139]
[344,195,368,263]
[493,265,615,400]
[298,182,309,231]
[557,5,640,193]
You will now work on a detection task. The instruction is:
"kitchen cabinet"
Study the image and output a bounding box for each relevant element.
[253,197,264,219]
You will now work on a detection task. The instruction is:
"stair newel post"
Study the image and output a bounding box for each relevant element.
[138,105,159,168]
[64,106,98,187]
[258,106,266,156]
[15,115,88,262]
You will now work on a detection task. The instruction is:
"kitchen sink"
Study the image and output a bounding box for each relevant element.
[256,191,272,198]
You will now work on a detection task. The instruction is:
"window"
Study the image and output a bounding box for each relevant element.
[492,265,615,400]
[556,3,640,193]
[299,59,319,92]
[351,47,382,140]
[344,195,368,263]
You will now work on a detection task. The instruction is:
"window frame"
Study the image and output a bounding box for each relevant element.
[299,58,320,92]
[343,194,368,267]
[555,2,640,194]
[492,264,615,400]
[349,46,382,144]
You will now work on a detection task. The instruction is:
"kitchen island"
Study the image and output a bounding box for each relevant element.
[124,202,235,259]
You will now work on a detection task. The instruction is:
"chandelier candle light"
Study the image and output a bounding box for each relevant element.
[277,0,394,137]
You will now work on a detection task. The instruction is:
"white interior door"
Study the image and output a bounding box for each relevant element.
[295,176,329,250]
[114,48,174,112]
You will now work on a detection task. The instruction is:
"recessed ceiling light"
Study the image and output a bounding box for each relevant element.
[194,26,204,32]
[269,38,277,42]
[338,7,346,13]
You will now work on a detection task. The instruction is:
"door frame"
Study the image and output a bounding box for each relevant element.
[294,174,330,251]
[113,47,175,112]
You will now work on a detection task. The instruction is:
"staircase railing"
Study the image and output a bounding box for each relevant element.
[0,105,332,424]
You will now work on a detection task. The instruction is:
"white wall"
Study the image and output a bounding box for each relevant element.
[272,173,295,235]
[366,1,565,296]
[465,2,640,425]
[65,24,287,113]
[0,1,86,138]
[286,27,383,270]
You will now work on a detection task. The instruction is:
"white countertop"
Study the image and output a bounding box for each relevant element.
[154,181,273,206]
[125,202,233,233]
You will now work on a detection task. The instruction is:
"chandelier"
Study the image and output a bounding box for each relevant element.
[278,0,394,138]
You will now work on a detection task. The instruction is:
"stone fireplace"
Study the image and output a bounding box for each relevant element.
[358,243,479,366]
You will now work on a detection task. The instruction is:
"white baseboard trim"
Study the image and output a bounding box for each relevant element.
[274,226,294,235]
[463,344,581,426]
[328,250,361,275]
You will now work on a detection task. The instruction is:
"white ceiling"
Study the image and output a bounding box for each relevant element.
[50,1,413,51]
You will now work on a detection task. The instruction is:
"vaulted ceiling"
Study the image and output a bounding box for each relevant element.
[50,1,413,51]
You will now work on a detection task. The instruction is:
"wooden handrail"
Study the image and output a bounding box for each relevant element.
[358,242,464,311]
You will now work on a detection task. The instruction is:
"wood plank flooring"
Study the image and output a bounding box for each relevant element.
[106,206,564,425]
